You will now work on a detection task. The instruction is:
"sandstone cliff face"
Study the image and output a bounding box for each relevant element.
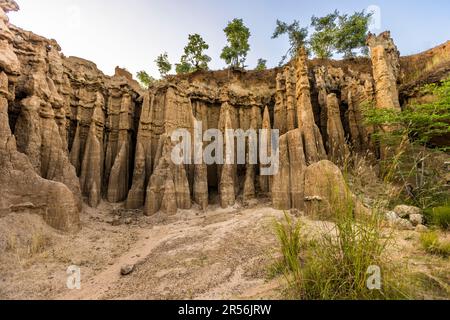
[0,0,80,232]
[1,1,447,230]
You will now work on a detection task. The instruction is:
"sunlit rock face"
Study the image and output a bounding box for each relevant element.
[1,1,448,231]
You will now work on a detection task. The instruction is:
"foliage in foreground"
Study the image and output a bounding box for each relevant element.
[420,231,450,258]
[363,78,450,211]
[271,207,411,300]
[364,78,450,152]
[424,206,450,230]
[271,212,302,278]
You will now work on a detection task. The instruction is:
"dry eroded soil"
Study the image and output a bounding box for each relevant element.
[0,201,284,300]
[0,201,448,300]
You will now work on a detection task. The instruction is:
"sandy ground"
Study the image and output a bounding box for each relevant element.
[0,200,448,300]
[0,200,286,300]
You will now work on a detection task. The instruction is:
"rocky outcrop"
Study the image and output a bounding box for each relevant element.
[303,160,367,220]
[0,71,80,232]
[0,1,80,232]
[326,93,349,163]
[11,27,82,206]
[144,135,191,216]
[347,74,375,152]
[219,105,236,208]
[272,134,291,210]
[79,93,105,207]
[367,31,401,113]
[368,31,402,160]
[272,128,307,210]
[259,106,272,194]
[1,2,449,228]
[126,92,152,209]
[295,48,327,164]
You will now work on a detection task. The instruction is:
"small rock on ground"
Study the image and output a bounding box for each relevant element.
[120,264,135,276]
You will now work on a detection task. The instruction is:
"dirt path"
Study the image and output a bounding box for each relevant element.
[1,201,448,300]
[58,204,284,300]
[58,226,172,300]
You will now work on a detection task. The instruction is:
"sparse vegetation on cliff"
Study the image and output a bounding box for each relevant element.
[136,70,155,89]
[176,34,211,74]
[255,58,267,71]
[273,9,372,63]
[363,79,450,212]
[155,52,172,77]
[220,18,251,69]
[365,78,450,152]
[272,20,309,65]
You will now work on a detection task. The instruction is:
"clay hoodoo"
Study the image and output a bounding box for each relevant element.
[259,106,272,195]
[295,47,328,165]
[1,1,447,231]
[0,0,80,232]
[79,92,105,208]
[126,92,152,209]
[326,93,349,163]
[220,104,237,208]
[367,31,403,160]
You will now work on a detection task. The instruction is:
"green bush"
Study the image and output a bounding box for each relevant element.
[424,206,450,230]
[272,202,410,300]
[420,231,450,258]
[297,207,406,299]
[271,212,302,280]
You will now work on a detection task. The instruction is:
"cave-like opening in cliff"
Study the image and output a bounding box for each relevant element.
[7,89,28,136]
[68,119,77,153]
[340,101,352,145]
[8,102,20,136]
[207,163,219,204]
[333,91,352,144]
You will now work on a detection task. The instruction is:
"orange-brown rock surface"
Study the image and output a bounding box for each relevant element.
[1,1,448,230]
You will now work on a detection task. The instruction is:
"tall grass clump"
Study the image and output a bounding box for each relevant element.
[424,206,450,230]
[300,202,403,299]
[363,78,450,211]
[420,231,450,258]
[272,198,411,300]
[270,212,303,284]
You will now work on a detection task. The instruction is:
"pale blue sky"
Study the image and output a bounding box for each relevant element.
[8,0,450,78]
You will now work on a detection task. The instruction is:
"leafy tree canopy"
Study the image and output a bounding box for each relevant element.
[364,78,450,152]
[176,34,211,74]
[136,71,155,89]
[272,19,308,65]
[155,52,172,77]
[334,10,372,58]
[310,10,340,59]
[273,10,372,62]
[255,58,267,71]
[220,18,251,69]
[175,60,194,75]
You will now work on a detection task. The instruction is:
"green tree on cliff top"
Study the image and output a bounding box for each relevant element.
[136,70,155,89]
[155,52,172,77]
[255,58,267,71]
[334,10,373,58]
[272,19,309,65]
[220,18,251,69]
[310,10,340,59]
[177,34,211,74]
